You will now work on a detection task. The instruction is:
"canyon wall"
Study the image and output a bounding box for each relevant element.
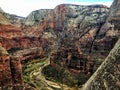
[82,39,120,90]
[82,0,120,89]
[0,0,120,88]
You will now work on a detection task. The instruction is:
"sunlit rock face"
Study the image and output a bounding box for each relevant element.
[82,0,120,89]
[45,4,117,75]
[0,0,119,88]
[4,14,24,27]
[21,3,118,75]
[0,7,50,89]
[32,3,119,87]
[0,7,24,27]
[24,9,53,26]
[0,25,24,38]
[22,4,109,36]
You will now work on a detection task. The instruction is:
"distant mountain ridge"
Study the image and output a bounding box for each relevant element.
[0,1,119,89]
[0,7,24,26]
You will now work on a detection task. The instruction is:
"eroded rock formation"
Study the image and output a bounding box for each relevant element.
[82,39,120,90]
[49,6,117,73]
[24,9,53,26]
[0,7,24,26]
[48,3,118,76]
[0,46,12,87]
[0,46,23,89]
[0,0,120,89]
[82,0,120,89]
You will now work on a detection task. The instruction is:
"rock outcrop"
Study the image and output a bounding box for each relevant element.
[4,13,24,27]
[82,0,120,89]
[0,46,23,89]
[0,13,10,25]
[0,36,45,89]
[0,0,120,89]
[42,0,120,87]
[14,47,44,61]
[0,7,24,26]
[0,25,24,38]
[0,36,50,51]
[0,46,12,87]
[24,9,53,26]
[82,39,120,90]
[47,4,118,75]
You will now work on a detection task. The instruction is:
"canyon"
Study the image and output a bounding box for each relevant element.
[0,0,120,89]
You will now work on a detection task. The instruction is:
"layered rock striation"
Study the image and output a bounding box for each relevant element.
[82,0,120,89]
[46,4,118,75]
[0,0,120,88]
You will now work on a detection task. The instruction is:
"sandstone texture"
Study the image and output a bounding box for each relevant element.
[82,0,120,89]
[82,39,120,90]
[24,9,53,26]
[47,4,118,76]
[0,46,12,87]
[0,0,120,89]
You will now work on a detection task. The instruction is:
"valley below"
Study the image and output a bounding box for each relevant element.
[0,0,120,90]
[23,57,81,90]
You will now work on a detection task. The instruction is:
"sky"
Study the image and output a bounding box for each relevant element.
[0,0,113,17]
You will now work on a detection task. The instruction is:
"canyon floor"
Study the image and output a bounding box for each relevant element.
[0,0,120,89]
[23,57,81,90]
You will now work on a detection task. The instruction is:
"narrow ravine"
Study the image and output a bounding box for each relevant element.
[23,57,79,90]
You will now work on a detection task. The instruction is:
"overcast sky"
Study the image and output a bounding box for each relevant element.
[0,0,113,17]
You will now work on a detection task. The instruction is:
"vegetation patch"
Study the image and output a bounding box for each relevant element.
[8,47,23,53]
[42,65,91,87]
[22,58,47,88]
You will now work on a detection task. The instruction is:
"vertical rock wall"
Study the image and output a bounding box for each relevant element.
[0,46,12,87]
[10,57,23,85]
[0,46,23,89]
[82,39,120,90]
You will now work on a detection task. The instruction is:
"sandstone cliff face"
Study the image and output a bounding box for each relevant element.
[0,38,44,89]
[82,39,120,90]
[96,0,120,48]
[0,0,119,89]
[0,46,12,87]
[24,9,53,26]
[23,4,114,57]
[82,0,120,89]
[0,46,23,88]
[14,47,44,61]
[22,4,109,37]
[0,7,51,89]
[16,3,118,77]
[0,8,25,39]
[47,4,118,75]
[40,2,120,88]
[0,25,24,38]
[0,36,50,50]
